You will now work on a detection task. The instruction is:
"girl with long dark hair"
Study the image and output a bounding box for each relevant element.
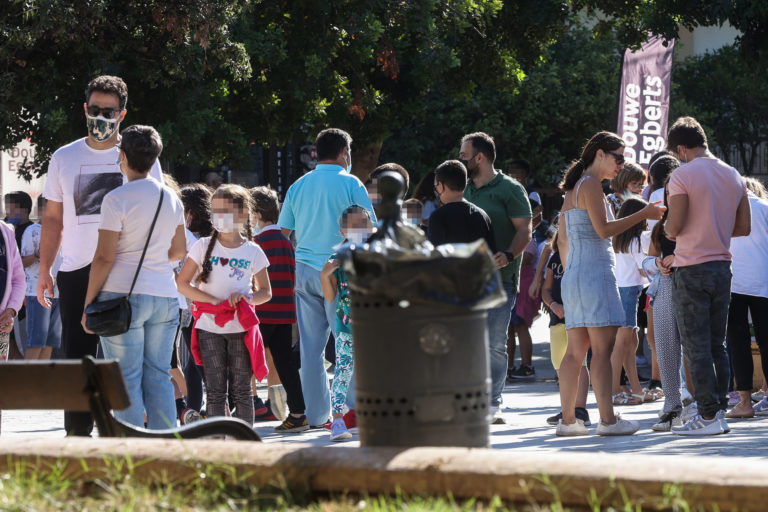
[555,131,664,436]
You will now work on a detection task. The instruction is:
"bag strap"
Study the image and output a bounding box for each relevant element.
[128,187,165,297]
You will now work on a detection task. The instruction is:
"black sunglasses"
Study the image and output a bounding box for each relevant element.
[606,151,625,165]
[86,105,123,119]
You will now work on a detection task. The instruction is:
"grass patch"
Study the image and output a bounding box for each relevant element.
[0,455,711,511]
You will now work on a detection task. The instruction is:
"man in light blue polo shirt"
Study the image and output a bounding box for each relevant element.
[279,128,374,426]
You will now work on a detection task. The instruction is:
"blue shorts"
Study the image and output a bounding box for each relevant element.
[25,296,62,349]
[618,286,643,329]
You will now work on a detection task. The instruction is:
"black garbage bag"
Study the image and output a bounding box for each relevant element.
[337,221,506,311]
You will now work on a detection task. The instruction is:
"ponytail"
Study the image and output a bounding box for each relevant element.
[196,231,218,284]
[559,160,585,191]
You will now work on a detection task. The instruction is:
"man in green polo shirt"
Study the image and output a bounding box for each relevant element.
[460,132,532,424]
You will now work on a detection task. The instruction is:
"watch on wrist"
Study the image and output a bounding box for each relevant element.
[503,251,515,262]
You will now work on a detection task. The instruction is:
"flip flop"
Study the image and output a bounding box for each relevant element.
[725,409,755,419]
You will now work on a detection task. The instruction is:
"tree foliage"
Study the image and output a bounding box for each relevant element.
[0,0,251,177]
[379,24,623,188]
[671,44,768,175]
[1,0,571,179]
[231,0,571,173]
[572,0,768,56]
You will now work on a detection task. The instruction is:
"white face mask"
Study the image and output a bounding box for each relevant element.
[344,230,368,245]
[212,213,236,233]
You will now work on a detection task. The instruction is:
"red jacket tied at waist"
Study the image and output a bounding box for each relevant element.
[191,300,268,381]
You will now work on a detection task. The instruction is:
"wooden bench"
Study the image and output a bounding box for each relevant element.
[0,356,261,441]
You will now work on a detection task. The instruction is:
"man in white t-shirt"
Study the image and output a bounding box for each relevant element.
[37,75,163,436]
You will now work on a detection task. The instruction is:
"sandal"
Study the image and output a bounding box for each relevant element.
[641,389,661,402]
[612,392,643,406]
[726,406,755,419]
[632,393,652,404]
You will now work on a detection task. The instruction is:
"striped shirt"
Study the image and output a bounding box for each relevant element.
[253,225,297,324]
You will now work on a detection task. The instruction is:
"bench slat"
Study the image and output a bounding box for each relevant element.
[0,360,130,411]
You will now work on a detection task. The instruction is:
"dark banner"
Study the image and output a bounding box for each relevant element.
[617,35,675,166]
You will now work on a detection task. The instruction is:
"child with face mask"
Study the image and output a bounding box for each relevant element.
[320,205,374,441]
[176,184,272,424]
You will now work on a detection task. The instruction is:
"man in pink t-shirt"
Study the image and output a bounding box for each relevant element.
[662,117,751,436]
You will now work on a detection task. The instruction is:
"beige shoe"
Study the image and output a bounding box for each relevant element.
[596,415,639,436]
[556,418,589,436]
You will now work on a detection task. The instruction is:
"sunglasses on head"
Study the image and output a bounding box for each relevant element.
[86,105,122,119]
[606,151,625,165]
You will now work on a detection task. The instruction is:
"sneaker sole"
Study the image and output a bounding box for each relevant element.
[597,430,638,436]
[330,432,353,441]
[672,429,726,436]
[555,428,590,437]
[508,375,536,380]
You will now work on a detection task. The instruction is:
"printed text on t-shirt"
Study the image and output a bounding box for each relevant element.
[209,256,251,281]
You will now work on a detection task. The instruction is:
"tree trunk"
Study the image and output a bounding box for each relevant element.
[351,140,383,182]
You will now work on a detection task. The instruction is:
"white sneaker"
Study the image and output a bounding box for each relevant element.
[329,418,352,441]
[596,415,639,436]
[556,418,589,436]
[489,406,506,425]
[651,411,682,432]
[268,385,288,421]
[671,414,724,436]
[681,401,698,423]
[754,397,768,416]
[716,409,731,434]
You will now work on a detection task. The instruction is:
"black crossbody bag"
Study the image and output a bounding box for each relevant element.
[85,189,164,337]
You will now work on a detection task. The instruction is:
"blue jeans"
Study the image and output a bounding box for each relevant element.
[98,292,179,429]
[295,262,338,425]
[25,296,62,348]
[486,281,517,407]
[672,261,732,419]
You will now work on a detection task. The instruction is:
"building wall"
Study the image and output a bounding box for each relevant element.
[676,23,740,59]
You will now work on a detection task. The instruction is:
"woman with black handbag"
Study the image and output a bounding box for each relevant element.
[81,125,187,430]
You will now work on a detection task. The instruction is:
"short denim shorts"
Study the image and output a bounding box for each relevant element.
[618,285,644,329]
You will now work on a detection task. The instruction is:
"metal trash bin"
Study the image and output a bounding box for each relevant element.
[352,295,490,447]
[339,171,505,448]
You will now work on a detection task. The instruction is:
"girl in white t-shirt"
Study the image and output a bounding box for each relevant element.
[176,184,272,424]
[610,197,651,406]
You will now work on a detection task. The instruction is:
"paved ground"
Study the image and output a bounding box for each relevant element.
[3,314,767,458]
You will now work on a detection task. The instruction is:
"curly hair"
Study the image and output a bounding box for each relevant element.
[86,75,128,109]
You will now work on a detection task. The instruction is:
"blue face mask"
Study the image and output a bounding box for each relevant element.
[7,215,22,226]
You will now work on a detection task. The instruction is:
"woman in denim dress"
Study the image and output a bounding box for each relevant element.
[555,132,665,437]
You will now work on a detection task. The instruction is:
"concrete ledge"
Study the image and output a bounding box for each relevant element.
[0,438,765,510]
